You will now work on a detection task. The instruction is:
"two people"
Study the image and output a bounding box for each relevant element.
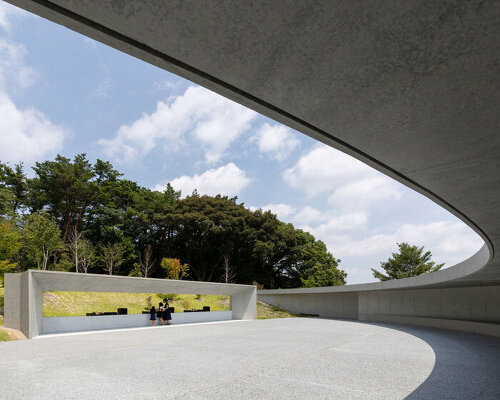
[150,298,172,326]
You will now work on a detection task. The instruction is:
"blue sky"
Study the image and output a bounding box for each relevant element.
[0,2,483,284]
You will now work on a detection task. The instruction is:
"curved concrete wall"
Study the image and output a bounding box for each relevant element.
[258,246,500,337]
[259,286,500,337]
[4,1,499,336]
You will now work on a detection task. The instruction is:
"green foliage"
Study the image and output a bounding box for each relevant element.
[0,162,27,218]
[0,220,21,276]
[301,246,346,287]
[42,291,230,316]
[160,258,189,280]
[372,242,444,281]
[129,263,143,277]
[99,242,126,275]
[22,213,64,270]
[0,154,348,288]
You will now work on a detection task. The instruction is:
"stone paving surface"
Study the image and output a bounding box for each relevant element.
[0,318,499,399]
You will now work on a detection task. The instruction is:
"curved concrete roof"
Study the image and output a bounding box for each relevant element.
[7,0,499,290]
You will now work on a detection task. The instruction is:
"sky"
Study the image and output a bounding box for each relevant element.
[0,2,484,284]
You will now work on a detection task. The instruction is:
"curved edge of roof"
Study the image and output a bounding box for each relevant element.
[259,244,491,295]
[5,0,494,292]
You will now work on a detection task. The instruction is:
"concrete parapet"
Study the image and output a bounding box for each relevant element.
[259,285,500,337]
[42,311,233,335]
[4,270,256,339]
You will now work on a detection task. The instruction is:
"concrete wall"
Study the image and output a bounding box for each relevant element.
[42,311,232,335]
[5,270,256,339]
[4,273,21,330]
[357,286,500,323]
[258,292,358,319]
[258,285,500,337]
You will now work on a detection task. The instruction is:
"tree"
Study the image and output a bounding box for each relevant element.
[138,244,155,278]
[221,254,235,283]
[0,219,21,277]
[23,214,64,270]
[67,227,83,273]
[160,258,189,280]
[28,154,119,244]
[79,239,95,273]
[99,242,125,275]
[372,242,444,281]
[0,162,27,218]
[300,241,346,287]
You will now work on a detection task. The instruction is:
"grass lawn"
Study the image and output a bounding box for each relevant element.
[0,286,14,341]
[43,291,230,317]
[0,329,11,341]
[43,291,313,320]
[257,301,317,319]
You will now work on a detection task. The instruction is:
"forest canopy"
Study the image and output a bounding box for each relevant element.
[0,155,347,289]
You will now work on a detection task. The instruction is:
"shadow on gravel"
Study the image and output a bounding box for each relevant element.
[354,320,500,400]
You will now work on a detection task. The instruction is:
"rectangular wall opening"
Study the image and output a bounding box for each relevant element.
[43,291,231,317]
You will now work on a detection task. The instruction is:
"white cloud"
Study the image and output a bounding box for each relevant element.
[302,212,369,236]
[100,85,257,163]
[156,163,252,198]
[252,123,300,161]
[328,176,402,210]
[0,2,27,32]
[153,79,182,91]
[292,206,325,225]
[250,203,297,220]
[0,92,66,164]
[0,38,36,90]
[307,220,483,267]
[92,75,112,99]
[283,145,371,198]
[0,31,66,165]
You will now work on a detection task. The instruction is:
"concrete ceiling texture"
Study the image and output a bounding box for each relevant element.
[6,0,500,289]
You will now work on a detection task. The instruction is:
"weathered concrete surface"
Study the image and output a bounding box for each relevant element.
[0,318,499,399]
[4,0,499,334]
[42,311,233,334]
[5,270,256,338]
[259,285,500,337]
[3,273,21,331]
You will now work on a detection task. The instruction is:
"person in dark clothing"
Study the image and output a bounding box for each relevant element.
[163,298,172,325]
[150,305,156,326]
[158,302,164,325]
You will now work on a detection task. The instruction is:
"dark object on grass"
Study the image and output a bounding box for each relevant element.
[117,308,127,315]
[86,312,97,316]
[203,306,210,312]
[103,312,117,315]
[142,311,150,314]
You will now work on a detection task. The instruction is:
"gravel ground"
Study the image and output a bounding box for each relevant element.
[0,318,498,399]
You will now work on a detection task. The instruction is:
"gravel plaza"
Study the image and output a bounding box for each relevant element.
[1,318,499,399]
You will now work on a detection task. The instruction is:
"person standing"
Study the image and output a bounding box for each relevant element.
[158,302,164,325]
[163,298,172,325]
[150,305,156,326]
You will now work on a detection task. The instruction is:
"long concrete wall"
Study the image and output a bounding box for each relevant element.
[258,285,500,337]
[5,270,256,339]
[42,311,233,335]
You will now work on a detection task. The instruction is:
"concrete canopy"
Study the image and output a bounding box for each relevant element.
[4,2,499,311]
